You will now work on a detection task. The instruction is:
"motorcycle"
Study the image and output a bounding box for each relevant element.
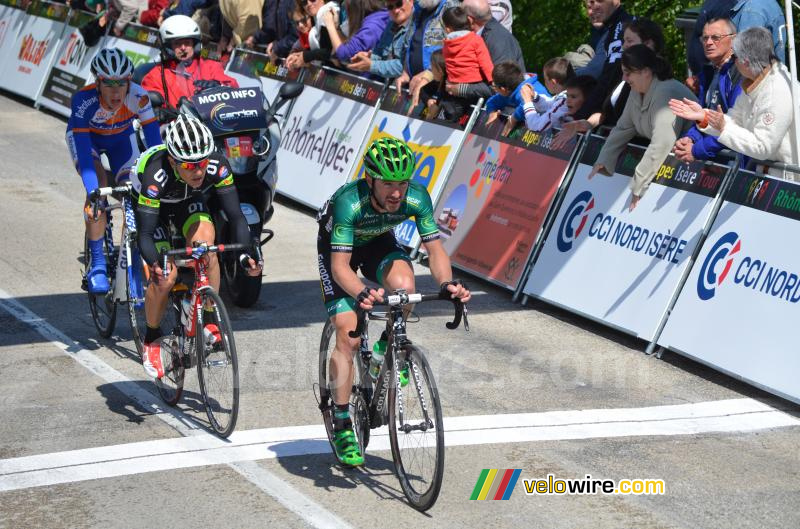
[142,79,304,307]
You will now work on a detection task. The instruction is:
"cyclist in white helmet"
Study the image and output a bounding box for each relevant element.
[131,115,261,379]
[141,14,239,110]
[67,47,162,294]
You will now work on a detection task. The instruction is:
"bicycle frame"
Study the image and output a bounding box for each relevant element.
[179,257,214,340]
[111,194,145,304]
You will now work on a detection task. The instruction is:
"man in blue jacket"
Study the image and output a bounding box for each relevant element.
[348,0,414,80]
[674,17,743,163]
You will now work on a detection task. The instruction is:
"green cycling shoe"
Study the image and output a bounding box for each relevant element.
[333,428,364,467]
[398,361,410,387]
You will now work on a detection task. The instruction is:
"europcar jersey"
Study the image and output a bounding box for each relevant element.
[319,179,440,251]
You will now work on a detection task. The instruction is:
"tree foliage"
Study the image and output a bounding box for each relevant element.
[512,0,699,77]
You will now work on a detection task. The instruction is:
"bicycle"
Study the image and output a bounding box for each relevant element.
[83,184,147,352]
[316,289,469,511]
[153,242,253,438]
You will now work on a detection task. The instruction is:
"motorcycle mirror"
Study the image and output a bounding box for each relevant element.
[253,134,271,157]
[148,91,165,108]
[279,82,304,100]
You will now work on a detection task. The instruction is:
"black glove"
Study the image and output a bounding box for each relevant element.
[439,279,466,300]
[194,79,222,92]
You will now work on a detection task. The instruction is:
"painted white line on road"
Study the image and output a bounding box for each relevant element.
[0,289,353,529]
[1,398,797,492]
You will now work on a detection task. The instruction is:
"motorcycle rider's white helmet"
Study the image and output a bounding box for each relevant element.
[159,15,202,58]
[165,115,215,162]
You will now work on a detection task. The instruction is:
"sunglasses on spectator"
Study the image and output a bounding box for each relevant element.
[699,33,735,43]
[385,0,405,9]
[293,15,311,26]
[179,159,210,170]
[303,0,318,4]
[99,78,129,87]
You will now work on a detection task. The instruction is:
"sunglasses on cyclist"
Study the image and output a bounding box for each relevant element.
[99,78,129,87]
[179,158,210,170]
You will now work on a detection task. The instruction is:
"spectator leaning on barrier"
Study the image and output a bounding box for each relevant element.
[141,15,239,110]
[553,18,664,149]
[484,61,540,136]
[591,45,697,211]
[245,0,299,61]
[347,0,414,81]
[674,18,743,164]
[443,0,525,102]
[327,0,390,66]
[670,27,798,181]
[140,0,168,28]
[286,0,340,70]
[520,58,576,133]
[111,0,147,36]
[288,7,313,53]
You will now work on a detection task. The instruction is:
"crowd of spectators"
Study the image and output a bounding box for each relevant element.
[55,0,798,191]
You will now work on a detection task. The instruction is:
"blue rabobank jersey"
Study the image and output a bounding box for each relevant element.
[67,82,162,192]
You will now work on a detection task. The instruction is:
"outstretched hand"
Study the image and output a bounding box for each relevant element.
[668,98,704,122]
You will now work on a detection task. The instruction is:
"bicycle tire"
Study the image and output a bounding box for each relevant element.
[154,297,184,406]
[84,231,117,338]
[318,320,371,461]
[388,344,444,512]
[196,288,239,437]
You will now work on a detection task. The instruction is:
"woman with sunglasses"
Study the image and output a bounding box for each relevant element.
[131,115,262,380]
[66,47,163,294]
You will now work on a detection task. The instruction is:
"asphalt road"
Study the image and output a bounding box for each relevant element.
[0,92,798,529]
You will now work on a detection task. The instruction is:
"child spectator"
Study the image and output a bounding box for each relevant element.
[424,51,446,119]
[520,57,575,132]
[485,61,539,136]
[289,7,312,53]
[441,6,493,89]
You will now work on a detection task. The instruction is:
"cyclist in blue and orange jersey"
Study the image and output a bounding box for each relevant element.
[316,136,470,467]
[132,115,261,380]
[67,47,163,294]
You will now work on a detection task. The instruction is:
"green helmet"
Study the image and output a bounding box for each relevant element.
[363,137,415,182]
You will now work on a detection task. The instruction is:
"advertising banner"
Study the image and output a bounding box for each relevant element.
[225,49,302,102]
[0,0,69,99]
[433,116,576,290]
[522,135,728,341]
[658,171,800,404]
[276,65,382,209]
[103,22,160,70]
[350,89,469,248]
[36,9,104,117]
[0,0,27,76]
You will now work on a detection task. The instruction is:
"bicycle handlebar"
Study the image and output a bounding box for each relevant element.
[347,290,469,338]
[159,243,251,278]
[88,183,133,219]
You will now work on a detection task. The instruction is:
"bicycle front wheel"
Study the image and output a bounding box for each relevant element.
[126,248,148,358]
[196,289,239,438]
[84,232,117,338]
[388,344,444,512]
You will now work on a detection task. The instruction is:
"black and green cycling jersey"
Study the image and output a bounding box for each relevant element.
[319,179,440,251]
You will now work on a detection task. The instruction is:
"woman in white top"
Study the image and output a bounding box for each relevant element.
[670,27,798,180]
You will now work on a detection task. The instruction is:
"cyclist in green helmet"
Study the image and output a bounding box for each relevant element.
[316,136,471,467]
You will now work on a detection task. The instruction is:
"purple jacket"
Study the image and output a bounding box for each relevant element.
[335,10,391,63]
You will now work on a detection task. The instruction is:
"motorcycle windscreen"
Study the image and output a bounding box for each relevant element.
[191,86,267,136]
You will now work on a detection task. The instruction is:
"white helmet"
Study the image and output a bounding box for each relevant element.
[159,15,202,57]
[91,48,133,79]
[165,115,215,162]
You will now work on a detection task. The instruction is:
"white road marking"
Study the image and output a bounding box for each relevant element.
[1,398,797,492]
[0,289,353,529]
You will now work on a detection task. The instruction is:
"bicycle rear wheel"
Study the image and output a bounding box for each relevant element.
[84,231,117,338]
[388,344,444,512]
[196,289,239,437]
[318,320,372,461]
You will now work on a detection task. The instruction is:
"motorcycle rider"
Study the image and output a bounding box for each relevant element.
[141,14,239,111]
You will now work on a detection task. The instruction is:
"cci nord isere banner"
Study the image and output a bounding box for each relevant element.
[276,65,382,209]
[434,116,576,290]
[523,135,728,341]
[658,170,800,404]
[350,88,468,248]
